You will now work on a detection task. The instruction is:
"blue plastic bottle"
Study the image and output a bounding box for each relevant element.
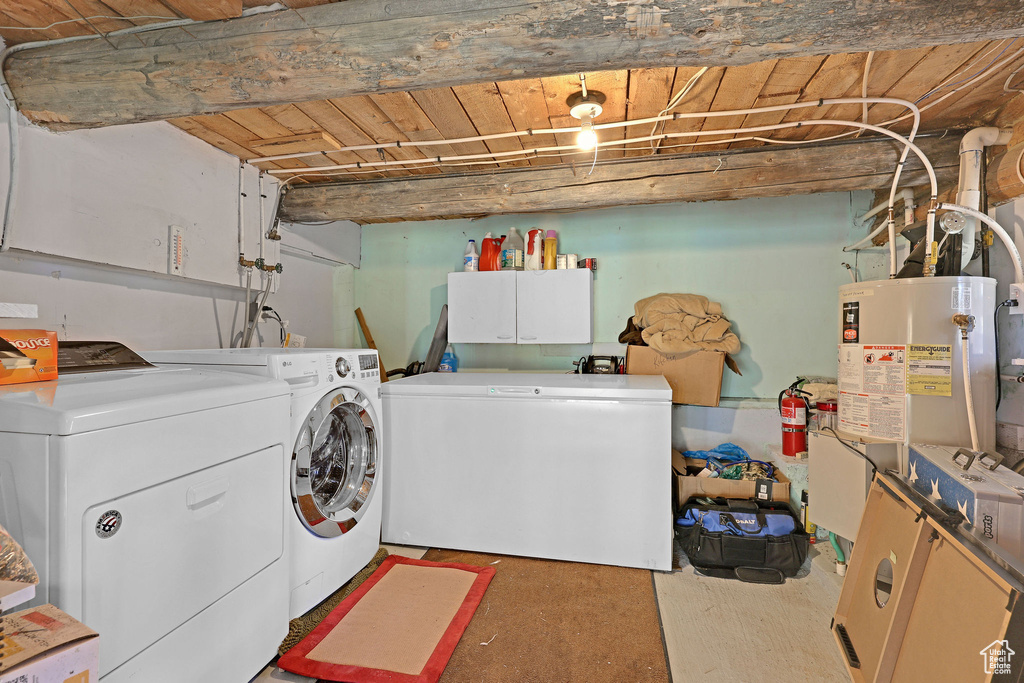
[439,344,458,372]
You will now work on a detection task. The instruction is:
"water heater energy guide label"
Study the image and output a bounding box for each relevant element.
[838,344,907,441]
[906,344,952,396]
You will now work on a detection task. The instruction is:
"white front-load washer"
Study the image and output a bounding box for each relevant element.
[144,348,383,619]
[0,365,291,682]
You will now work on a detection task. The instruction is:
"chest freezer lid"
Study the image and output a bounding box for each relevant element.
[0,367,289,435]
[382,372,672,401]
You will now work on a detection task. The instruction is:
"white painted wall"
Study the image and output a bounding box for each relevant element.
[0,104,351,351]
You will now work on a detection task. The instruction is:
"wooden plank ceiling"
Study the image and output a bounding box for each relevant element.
[3,1,1024,223]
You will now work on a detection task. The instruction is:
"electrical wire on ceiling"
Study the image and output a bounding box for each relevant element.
[261,40,1024,169]
[648,67,709,154]
[857,51,875,136]
[277,116,940,199]
[267,96,922,174]
[916,38,1017,103]
[703,42,1024,156]
[251,43,1023,173]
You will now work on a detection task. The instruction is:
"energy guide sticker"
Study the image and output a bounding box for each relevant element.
[907,344,952,396]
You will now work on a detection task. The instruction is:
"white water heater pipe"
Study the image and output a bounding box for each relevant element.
[957,127,1012,270]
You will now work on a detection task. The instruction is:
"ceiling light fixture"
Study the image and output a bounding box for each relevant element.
[567,74,606,151]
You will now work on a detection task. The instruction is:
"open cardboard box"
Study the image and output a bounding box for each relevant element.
[672,449,791,510]
[625,346,740,407]
[0,604,98,683]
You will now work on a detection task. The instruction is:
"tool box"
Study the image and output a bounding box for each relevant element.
[907,443,1024,563]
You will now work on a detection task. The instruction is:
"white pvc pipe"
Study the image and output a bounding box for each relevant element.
[258,171,266,261]
[957,127,1013,270]
[241,269,252,349]
[859,200,890,223]
[962,331,980,452]
[938,202,1024,284]
[843,190,916,253]
[237,163,245,260]
[888,213,898,278]
[901,188,916,227]
[845,222,890,251]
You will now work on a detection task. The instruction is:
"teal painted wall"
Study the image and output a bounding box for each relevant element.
[353,191,884,398]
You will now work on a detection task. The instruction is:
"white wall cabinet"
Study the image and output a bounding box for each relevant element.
[447,271,518,343]
[447,270,593,344]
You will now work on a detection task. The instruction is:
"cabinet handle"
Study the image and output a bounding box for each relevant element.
[497,335,514,340]
[519,335,537,340]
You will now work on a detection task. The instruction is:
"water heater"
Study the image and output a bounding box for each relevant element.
[837,276,996,451]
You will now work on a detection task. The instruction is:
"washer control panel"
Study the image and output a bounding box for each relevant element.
[356,353,380,381]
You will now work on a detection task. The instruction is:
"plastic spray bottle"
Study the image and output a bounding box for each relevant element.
[525,229,543,270]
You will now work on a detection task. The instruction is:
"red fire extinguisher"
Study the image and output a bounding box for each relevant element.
[778,379,812,457]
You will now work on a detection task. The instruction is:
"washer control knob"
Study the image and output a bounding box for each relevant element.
[335,357,351,378]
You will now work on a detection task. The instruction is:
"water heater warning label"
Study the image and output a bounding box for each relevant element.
[907,344,952,396]
[838,344,907,441]
[842,301,859,343]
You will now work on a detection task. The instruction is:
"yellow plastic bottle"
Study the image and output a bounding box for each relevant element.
[543,230,557,270]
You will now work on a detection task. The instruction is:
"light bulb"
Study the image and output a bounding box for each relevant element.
[577,115,597,150]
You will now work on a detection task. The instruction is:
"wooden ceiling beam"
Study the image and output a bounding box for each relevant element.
[278,135,962,223]
[8,0,1024,129]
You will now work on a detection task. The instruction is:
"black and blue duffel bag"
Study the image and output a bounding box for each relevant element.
[674,498,810,584]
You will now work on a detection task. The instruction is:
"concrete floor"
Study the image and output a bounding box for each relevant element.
[253,543,849,682]
[657,541,848,682]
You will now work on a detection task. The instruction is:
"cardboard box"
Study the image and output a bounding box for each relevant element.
[625,346,739,407]
[0,330,58,386]
[0,604,98,683]
[672,449,791,509]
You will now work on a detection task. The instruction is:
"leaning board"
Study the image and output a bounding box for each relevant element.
[833,473,1024,682]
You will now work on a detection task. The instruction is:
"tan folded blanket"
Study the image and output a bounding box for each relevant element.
[631,293,741,355]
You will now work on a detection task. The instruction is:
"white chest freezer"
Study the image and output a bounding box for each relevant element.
[381,373,673,570]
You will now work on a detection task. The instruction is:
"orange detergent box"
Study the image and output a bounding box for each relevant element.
[0,330,58,385]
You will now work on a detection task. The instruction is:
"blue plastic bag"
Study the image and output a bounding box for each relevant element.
[682,442,749,463]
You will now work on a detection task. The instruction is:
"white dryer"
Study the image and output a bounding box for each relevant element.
[144,348,383,619]
[0,366,291,682]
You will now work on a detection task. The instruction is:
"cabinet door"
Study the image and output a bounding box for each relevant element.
[516,270,593,344]
[447,271,517,343]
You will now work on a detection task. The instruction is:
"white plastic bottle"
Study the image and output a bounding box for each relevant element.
[464,239,479,271]
[500,227,525,270]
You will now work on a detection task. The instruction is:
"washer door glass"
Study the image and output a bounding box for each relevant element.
[292,386,378,538]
